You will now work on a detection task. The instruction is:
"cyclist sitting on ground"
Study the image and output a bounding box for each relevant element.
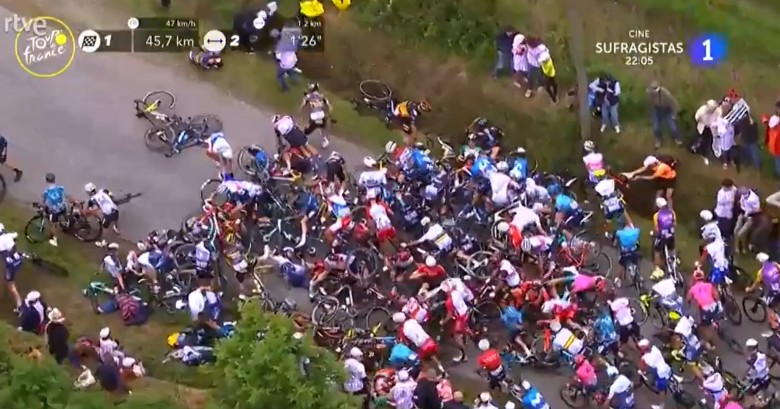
[272,114,318,171]
[42,173,74,247]
[466,117,502,160]
[300,83,332,149]
[743,338,771,408]
[191,44,222,69]
[651,197,676,280]
[391,99,430,138]
[204,132,234,179]
[746,252,780,307]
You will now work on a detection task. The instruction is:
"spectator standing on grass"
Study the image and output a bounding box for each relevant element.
[590,74,621,134]
[18,290,47,334]
[275,50,300,92]
[714,115,736,169]
[647,81,681,148]
[737,115,761,169]
[735,186,762,254]
[714,178,737,239]
[524,37,546,98]
[693,99,720,165]
[511,33,528,90]
[492,27,516,78]
[762,102,780,177]
[44,308,69,364]
[537,45,559,104]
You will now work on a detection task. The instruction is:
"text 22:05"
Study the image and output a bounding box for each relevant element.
[134,30,198,52]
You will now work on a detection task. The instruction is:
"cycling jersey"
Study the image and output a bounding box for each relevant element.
[747,351,770,380]
[552,327,584,356]
[207,133,232,158]
[327,194,350,219]
[758,261,780,293]
[471,156,495,179]
[489,172,514,206]
[653,207,676,238]
[393,101,414,119]
[521,386,549,409]
[0,232,21,281]
[594,312,618,345]
[477,349,502,373]
[419,223,452,251]
[582,152,604,180]
[554,194,578,215]
[510,157,528,180]
[688,281,717,310]
[274,116,296,136]
[705,238,729,285]
[359,169,387,199]
[673,317,703,361]
[194,241,212,272]
[500,306,523,334]
[594,179,624,219]
[615,226,639,253]
[607,375,635,409]
[88,190,117,215]
[701,373,727,404]
[296,192,319,219]
[43,185,67,213]
[498,259,521,287]
[641,346,672,389]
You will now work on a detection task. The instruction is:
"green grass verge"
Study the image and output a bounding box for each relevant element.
[0,201,212,388]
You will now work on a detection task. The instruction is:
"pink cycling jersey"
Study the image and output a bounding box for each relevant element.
[575,361,597,386]
[723,402,743,409]
[687,281,716,309]
[571,275,597,293]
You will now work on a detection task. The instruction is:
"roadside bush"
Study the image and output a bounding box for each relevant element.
[211,305,358,409]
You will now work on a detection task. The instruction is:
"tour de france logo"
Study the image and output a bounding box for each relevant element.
[14,16,76,78]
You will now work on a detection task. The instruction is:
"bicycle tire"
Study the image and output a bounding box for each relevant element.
[0,174,6,203]
[628,297,648,326]
[199,178,221,203]
[364,306,391,335]
[743,296,767,323]
[359,80,392,102]
[723,294,743,325]
[559,384,588,409]
[24,215,49,243]
[145,125,174,151]
[237,146,269,179]
[190,113,223,134]
[142,90,176,109]
[312,296,340,326]
[173,243,195,270]
[73,215,103,242]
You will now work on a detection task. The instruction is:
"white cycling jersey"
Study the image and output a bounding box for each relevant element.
[582,152,604,174]
[552,327,584,355]
[489,172,513,207]
[274,116,296,136]
[207,133,232,159]
[359,169,387,199]
[420,223,452,250]
[89,190,117,215]
[641,346,672,378]
[510,205,540,230]
[368,202,392,230]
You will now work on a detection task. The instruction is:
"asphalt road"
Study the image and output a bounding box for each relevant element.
[0,6,771,406]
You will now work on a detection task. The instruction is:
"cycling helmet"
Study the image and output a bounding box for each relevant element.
[637,338,650,349]
[509,169,521,180]
[363,156,377,168]
[583,140,595,151]
[699,209,713,221]
[475,117,488,128]
[425,256,436,268]
[655,197,667,208]
[496,221,510,233]
[419,100,432,112]
[745,338,759,348]
[280,262,295,276]
[477,339,490,351]
[420,216,431,227]
[757,252,770,263]
[329,151,342,160]
[496,161,509,171]
[606,366,618,377]
[467,133,477,141]
[385,141,397,154]
[282,247,295,256]
[515,147,526,155]
[84,183,96,193]
[520,237,533,252]
[306,83,319,92]
[478,392,491,403]
[107,242,119,250]
[282,298,297,311]
[413,141,425,150]
[271,115,281,124]
[45,173,55,183]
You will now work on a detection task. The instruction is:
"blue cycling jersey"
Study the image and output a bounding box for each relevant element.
[521,387,548,409]
[471,156,495,179]
[594,314,618,343]
[510,157,528,179]
[615,227,640,252]
[296,193,319,218]
[410,150,433,170]
[42,185,67,213]
[554,194,578,213]
[500,306,523,332]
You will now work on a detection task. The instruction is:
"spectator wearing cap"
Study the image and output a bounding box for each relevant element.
[647,81,681,148]
[693,99,721,164]
[492,27,517,78]
[98,327,125,362]
[763,101,780,178]
[590,74,621,134]
[45,308,70,364]
[18,290,47,334]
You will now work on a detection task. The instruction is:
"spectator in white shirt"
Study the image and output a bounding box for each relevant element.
[693,99,721,164]
[344,347,368,408]
[523,37,547,98]
[391,370,417,409]
[275,51,299,92]
[714,117,735,169]
[511,33,528,89]
[735,186,762,254]
[712,178,737,238]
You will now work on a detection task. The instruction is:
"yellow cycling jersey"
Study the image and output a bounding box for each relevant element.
[394,101,411,118]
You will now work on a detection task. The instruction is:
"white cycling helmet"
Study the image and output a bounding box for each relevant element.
[509,169,522,180]
[746,338,759,348]
[606,366,618,377]
[392,312,406,323]
[655,197,667,208]
[497,161,509,171]
[701,364,714,377]
[385,141,397,154]
[350,347,363,357]
[99,327,111,339]
[496,221,510,233]
[477,339,490,351]
[549,320,562,332]
[643,155,659,167]
[583,140,595,151]
[271,114,281,124]
[363,156,377,168]
[699,209,713,221]
[420,216,431,227]
[84,183,97,193]
[515,147,526,154]
[425,256,436,268]
[757,252,770,263]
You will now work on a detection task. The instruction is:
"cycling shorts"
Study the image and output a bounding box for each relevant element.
[619,250,638,267]
[326,161,346,183]
[653,236,675,252]
[284,128,308,148]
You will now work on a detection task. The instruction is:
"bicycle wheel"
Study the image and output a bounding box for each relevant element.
[723,293,743,325]
[24,215,49,243]
[627,297,648,326]
[145,125,174,151]
[559,383,588,409]
[172,269,196,291]
[742,296,767,323]
[359,80,392,102]
[190,113,223,134]
[364,306,391,336]
[72,215,103,242]
[200,178,221,203]
[173,243,195,270]
[237,146,268,178]
[312,296,340,325]
[143,90,176,110]
[0,174,6,203]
